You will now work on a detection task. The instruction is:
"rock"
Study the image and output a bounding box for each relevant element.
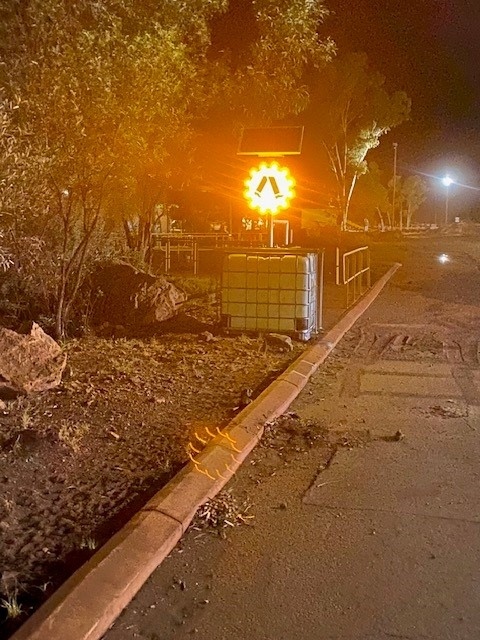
[265,333,294,351]
[238,388,253,409]
[141,279,186,325]
[0,322,67,397]
[200,331,219,342]
[89,262,186,329]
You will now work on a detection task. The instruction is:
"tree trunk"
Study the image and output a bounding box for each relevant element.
[123,219,135,250]
[406,203,413,229]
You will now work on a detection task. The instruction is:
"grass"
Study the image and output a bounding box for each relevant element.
[58,420,90,453]
[0,573,23,621]
[1,594,22,619]
[21,409,33,429]
[79,537,98,551]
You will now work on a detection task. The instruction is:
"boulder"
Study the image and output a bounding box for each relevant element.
[90,262,186,329]
[265,333,294,351]
[0,322,67,397]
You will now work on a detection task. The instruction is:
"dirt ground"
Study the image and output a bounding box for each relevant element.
[0,296,306,638]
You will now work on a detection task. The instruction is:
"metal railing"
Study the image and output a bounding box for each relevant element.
[153,234,225,275]
[336,246,371,307]
[152,232,272,274]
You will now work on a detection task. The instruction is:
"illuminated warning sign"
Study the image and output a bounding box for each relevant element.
[244,162,295,215]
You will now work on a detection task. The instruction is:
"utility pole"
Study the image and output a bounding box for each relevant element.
[392,142,398,230]
[442,175,453,226]
[445,185,450,225]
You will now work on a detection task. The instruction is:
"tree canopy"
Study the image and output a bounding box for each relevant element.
[311,52,411,228]
[351,162,389,226]
[225,0,334,123]
[0,0,334,335]
[393,174,429,229]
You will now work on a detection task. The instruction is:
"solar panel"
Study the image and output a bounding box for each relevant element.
[237,126,304,156]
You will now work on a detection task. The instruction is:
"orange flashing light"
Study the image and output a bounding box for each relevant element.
[244,162,295,215]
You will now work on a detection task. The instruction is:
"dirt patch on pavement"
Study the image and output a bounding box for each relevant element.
[0,298,305,638]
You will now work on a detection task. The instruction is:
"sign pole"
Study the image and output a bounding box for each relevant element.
[268,214,274,247]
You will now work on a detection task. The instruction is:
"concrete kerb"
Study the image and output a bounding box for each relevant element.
[10,262,401,640]
[10,511,184,640]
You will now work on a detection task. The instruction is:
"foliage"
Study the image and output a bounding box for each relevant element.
[351,162,389,226]
[0,0,335,335]
[0,235,58,324]
[391,174,429,228]
[0,594,22,620]
[0,571,22,620]
[0,230,12,272]
[311,52,411,228]
[352,165,427,230]
[224,0,335,124]
[0,0,228,335]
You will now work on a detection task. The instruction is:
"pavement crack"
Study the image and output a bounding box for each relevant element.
[462,417,478,432]
[381,631,437,640]
[304,444,338,495]
[141,506,184,528]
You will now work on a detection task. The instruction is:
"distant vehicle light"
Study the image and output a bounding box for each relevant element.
[438,253,450,264]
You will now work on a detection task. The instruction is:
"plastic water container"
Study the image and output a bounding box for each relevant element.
[221,249,322,341]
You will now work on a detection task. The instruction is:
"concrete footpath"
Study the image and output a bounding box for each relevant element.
[102,242,480,640]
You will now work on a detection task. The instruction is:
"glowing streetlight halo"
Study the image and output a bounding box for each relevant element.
[442,175,454,187]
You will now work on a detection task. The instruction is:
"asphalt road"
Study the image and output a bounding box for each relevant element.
[103,235,480,640]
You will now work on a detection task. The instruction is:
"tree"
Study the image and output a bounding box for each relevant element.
[0,0,335,335]
[224,0,335,124]
[0,0,228,336]
[351,162,389,227]
[393,175,429,229]
[311,52,411,229]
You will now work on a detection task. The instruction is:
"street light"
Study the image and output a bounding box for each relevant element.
[442,175,454,225]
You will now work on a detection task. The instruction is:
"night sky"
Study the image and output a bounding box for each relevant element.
[320,0,480,213]
[324,0,480,166]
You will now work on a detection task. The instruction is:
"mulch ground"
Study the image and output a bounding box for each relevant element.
[0,298,306,638]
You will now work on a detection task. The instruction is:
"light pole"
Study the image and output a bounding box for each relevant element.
[392,143,398,229]
[442,175,453,225]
